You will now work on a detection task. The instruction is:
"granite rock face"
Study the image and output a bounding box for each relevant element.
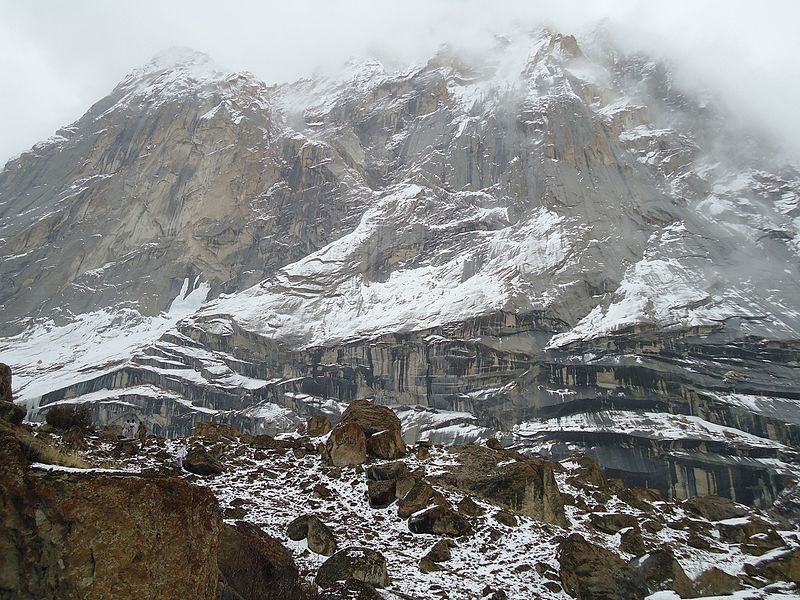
[2,34,800,506]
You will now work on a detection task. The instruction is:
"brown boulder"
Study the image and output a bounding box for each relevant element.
[0,422,222,600]
[397,480,445,518]
[633,547,695,598]
[315,547,389,589]
[218,521,302,600]
[306,415,333,437]
[367,479,396,509]
[558,533,646,600]
[589,513,639,535]
[683,495,746,521]
[338,399,405,460]
[324,422,367,467]
[0,401,25,424]
[184,445,224,476]
[695,567,741,596]
[408,505,472,537]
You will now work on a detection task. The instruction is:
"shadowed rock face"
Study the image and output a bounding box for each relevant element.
[0,423,222,599]
[3,34,800,507]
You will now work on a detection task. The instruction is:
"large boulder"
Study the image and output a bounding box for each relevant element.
[218,521,302,600]
[315,547,390,589]
[367,479,396,509]
[443,447,566,526]
[408,505,472,537]
[694,568,741,596]
[338,399,405,460]
[633,547,695,598]
[285,515,337,556]
[0,422,222,599]
[398,480,446,518]
[365,461,408,482]
[184,445,224,476]
[324,422,367,467]
[683,495,747,522]
[558,533,646,600]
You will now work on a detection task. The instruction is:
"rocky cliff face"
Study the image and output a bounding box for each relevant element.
[2,32,799,507]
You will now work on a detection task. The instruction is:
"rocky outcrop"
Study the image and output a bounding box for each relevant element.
[338,399,406,460]
[408,505,472,537]
[184,444,224,476]
[0,423,222,599]
[324,422,367,467]
[558,534,646,600]
[218,522,300,600]
[286,514,337,556]
[315,547,389,589]
[0,364,10,403]
[439,445,567,526]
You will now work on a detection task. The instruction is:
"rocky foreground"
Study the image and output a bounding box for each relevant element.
[1,394,799,600]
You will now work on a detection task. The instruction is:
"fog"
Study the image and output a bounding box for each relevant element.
[1,0,798,164]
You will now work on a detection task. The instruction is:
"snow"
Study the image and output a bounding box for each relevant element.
[0,276,210,405]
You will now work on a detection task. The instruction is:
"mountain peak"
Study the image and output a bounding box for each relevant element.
[144,46,220,73]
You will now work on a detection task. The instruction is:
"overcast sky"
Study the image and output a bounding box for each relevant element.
[1,0,799,164]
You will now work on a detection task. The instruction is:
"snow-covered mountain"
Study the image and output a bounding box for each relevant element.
[2,30,799,507]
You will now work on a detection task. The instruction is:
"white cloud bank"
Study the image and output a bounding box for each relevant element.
[0,0,798,163]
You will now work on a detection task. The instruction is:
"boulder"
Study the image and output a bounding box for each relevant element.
[307,517,338,556]
[558,533,646,600]
[717,517,785,555]
[365,461,409,482]
[184,445,224,476]
[589,513,639,535]
[318,579,383,599]
[408,505,472,537]
[218,522,301,600]
[367,480,396,509]
[419,557,442,573]
[424,540,452,563]
[315,547,389,589]
[683,495,746,522]
[744,547,800,584]
[338,399,405,460]
[633,547,695,598]
[250,435,293,451]
[446,452,567,526]
[486,437,503,450]
[324,422,367,467]
[457,496,486,517]
[0,422,222,599]
[694,567,742,596]
[398,480,445,518]
[306,415,332,437]
[566,455,608,489]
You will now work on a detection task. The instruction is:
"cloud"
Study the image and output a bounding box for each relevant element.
[1,0,798,163]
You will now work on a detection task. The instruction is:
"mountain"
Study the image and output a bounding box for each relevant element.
[1,32,799,508]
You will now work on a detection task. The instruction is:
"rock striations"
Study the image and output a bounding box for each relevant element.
[1,31,799,510]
